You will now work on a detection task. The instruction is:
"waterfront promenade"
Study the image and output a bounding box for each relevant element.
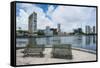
[16,48,96,65]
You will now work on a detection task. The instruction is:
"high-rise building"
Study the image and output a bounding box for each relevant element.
[57,24,61,32]
[85,25,91,34]
[93,26,96,34]
[28,12,37,34]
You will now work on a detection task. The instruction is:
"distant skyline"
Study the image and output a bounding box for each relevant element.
[16,3,96,32]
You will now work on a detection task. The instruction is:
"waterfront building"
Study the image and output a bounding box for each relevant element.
[93,26,96,34]
[73,28,83,35]
[57,24,61,32]
[74,29,78,34]
[37,29,45,35]
[78,28,83,33]
[85,25,91,34]
[45,26,53,36]
[57,24,61,35]
[50,28,57,35]
[28,12,37,34]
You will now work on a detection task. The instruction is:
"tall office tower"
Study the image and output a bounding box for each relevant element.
[85,25,91,34]
[93,26,96,34]
[28,12,37,34]
[57,24,61,32]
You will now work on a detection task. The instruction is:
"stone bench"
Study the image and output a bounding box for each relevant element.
[23,45,44,57]
[52,44,72,59]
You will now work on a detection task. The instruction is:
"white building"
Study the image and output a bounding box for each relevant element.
[28,12,37,34]
[57,24,61,32]
[57,24,62,35]
[85,25,91,34]
[45,26,53,36]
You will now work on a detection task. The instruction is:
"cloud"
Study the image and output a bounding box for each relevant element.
[46,5,55,16]
[16,9,28,30]
[50,6,96,32]
[16,3,54,30]
[16,3,96,32]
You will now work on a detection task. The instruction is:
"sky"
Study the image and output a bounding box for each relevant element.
[16,3,96,32]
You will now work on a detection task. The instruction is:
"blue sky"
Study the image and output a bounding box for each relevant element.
[16,3,96,32]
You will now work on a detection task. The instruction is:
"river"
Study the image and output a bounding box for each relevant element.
[16,35,97,51]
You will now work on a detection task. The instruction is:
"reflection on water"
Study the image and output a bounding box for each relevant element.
[23,38,45,57]
[85,36,91,45]
[26,38,37,48]
[28,38,37,45]
[93,36,96,44]
[23,37,73,59]
[53,37,61,45]
[16,35,96,51]
[73,35,82,45]
[85,35,96,45]
[46,37,50,45]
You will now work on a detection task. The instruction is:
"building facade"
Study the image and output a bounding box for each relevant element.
[73,28,83,35]
[28,12,37,34]
[45,26,53,36]
[85,25,91,34]
[57,24,61,35]
[57,24,61,32]
[93,26,96,34]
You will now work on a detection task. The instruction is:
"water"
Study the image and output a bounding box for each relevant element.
[16,35,96,51]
